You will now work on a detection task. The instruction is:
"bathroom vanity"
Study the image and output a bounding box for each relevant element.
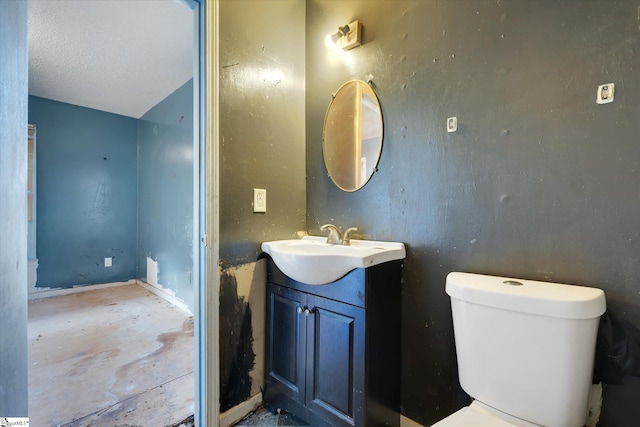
[261,78,397,425]
[263,256,402,427]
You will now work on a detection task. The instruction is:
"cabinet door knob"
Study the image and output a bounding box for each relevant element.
[296,306,304,315]
[304,307,315,316]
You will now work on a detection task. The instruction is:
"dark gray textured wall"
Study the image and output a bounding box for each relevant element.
[306,1,640,425]
[220,0,306,267]
[0,0,29,416]
[219,0,306,410]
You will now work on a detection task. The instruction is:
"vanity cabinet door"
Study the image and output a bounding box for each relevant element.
[264,258,401,426]
[305,295,365,427]
[265,283,307,404]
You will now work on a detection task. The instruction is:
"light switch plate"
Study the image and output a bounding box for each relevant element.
[254,188,266,213]
[105,257,112,267]
[596,83,615,104]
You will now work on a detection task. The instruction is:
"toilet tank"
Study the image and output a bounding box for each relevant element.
[446,272,606,427]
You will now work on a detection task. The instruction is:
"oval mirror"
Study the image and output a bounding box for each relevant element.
[322,80,383,192]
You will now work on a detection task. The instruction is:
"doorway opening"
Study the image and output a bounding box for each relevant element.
[26,0,208,425]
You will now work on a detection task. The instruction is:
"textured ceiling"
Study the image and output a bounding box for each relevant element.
[28,0,193,119]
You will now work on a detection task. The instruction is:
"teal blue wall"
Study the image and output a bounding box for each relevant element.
[29,96,138,288]
[0,0,29,415]
[137,79,194,309]
[28,81,194,310]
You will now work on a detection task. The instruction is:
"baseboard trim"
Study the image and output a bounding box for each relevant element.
[136,280,193,316]
[28,279,136,300]
[219,393,263,427]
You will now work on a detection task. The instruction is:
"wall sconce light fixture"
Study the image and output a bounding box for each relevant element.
[325,20,362,50]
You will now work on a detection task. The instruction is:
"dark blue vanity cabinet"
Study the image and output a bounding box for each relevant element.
[263,256,401,427]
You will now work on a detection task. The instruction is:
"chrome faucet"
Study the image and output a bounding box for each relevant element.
[341,227,358,246]
[320,224,342,245]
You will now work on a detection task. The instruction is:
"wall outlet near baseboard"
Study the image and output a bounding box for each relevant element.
[253,188,266,213]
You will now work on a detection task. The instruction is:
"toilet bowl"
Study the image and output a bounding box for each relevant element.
[431,272,606,427]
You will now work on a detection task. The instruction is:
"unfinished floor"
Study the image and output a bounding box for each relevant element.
[28,284,194,427]
[233,407,308,426]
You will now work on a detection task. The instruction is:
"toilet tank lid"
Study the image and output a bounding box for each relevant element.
[446,272,606,319]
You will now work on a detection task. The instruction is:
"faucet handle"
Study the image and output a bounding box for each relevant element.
[320,224,342,245]
[341,227,359,246]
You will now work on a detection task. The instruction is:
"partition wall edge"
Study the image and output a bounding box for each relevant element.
[202,0,221,425]
[190,0,220,424]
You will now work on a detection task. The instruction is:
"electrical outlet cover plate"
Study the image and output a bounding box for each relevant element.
[447,117,458,133]
[596,83,615,104]
[254,188,266,213]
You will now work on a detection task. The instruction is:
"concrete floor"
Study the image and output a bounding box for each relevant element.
[28,284,194,427]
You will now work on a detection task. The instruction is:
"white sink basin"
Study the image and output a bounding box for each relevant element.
[261,236,406,285]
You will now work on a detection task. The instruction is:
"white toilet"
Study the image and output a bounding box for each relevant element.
[433,272,606,427]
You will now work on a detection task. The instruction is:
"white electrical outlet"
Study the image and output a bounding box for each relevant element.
[254,188,267,213]
[104,257,112,267]
[447,117,458,133]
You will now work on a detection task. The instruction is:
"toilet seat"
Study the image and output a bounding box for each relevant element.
[431,402,517,427]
